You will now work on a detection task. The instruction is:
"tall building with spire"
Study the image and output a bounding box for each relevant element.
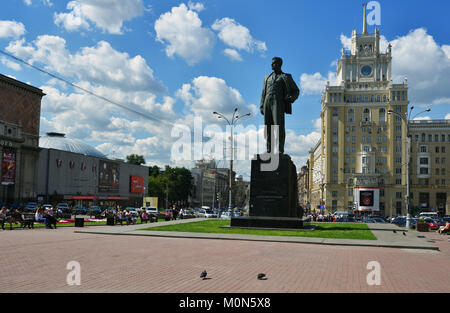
[309,5,409,216]
[306,5,450,217]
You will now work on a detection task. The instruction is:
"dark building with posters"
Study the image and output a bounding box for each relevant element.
[37,132,148,208]
[0,74,45,205]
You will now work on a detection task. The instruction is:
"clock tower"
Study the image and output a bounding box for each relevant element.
[312,4,409,217]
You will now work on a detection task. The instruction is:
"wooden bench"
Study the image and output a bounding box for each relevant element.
[18,214,35,229]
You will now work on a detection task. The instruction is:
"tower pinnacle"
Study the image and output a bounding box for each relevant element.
[362,3,368,35]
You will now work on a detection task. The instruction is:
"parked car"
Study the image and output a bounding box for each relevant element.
[88,206,102,216]
[164,209,173,221]
[371,217,387,224]
[125,207,139,217]
[419,212,439,219]
[25,202,38,212]
[75,205,88,215]
[220,212,231,219]
[424,218,440,230]
[204,209,217,218]
[57,203,70,213]
[143,207,159,217]
[392,216,406,227]
[440,217,450,225]
[197,209,206,218]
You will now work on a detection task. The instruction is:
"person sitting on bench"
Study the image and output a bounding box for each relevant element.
[116,210,128,225]
[437,221,450,234]
[44,206,57,229]
[35,208,52,229]
[141,211,149,223]
[0,207,11,230]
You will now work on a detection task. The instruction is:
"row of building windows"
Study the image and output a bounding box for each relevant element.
[331,190,447,201]
[418,145,447,153]
[414,134,450,143]
[329,91,406,104]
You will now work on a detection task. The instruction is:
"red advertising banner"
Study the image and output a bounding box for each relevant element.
[130,176,144,193]
[2,150,16,185]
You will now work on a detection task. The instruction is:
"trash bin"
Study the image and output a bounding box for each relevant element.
[75,218,84,227]
[107,217,115,226]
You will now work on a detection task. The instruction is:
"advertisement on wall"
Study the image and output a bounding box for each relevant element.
[130,176,144,194]
[1,150,16,185]
[98,160,119,192]
[355,187,380,212]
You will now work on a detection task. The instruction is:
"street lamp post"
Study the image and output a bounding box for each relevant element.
[388,106,431,229]
[213,109,251,211]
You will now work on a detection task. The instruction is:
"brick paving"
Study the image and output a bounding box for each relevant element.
[0,226,449,293]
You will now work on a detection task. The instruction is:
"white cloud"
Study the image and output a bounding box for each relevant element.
[312,118,321,131]
[212,18,267,54]
[23,0,53,6]
[300,72,337,95]
[6,36,166,94]
[188,1,204,12]
[155,3,215,66]
[176,76,255,124]
[54,0,144,34]
[1,57,21,71]
[445,113,450,120]
[223,48,242,61]
[340,34,351,51]
[0,20,26,38]
[390,28,450,105]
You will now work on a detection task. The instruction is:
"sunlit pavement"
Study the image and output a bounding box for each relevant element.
[0,225,449,293]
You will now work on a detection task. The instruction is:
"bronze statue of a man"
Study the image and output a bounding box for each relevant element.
[260,57,299,154]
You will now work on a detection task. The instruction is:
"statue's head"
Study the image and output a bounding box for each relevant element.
[272,57,283,71]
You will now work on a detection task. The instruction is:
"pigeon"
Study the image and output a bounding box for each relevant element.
[257,273,267,280]
[200,270,207,280]
[403,232,406,236]
[393,230,397,234]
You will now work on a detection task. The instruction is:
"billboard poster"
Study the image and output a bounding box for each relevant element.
[130,176,144,194]
[1,150,16,185]
[355,187,379,212]
[98,160,120,192]
[360,190,374,207]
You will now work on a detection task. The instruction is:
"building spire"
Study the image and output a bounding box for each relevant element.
[362,3,368,35]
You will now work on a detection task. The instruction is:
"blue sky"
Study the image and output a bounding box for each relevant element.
[1,0,449,178]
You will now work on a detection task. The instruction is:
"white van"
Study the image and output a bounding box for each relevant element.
[419,212,438,219]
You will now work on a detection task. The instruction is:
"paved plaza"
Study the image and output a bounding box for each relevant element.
[0,221,449,293]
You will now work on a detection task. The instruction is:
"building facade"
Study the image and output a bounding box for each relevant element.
[0,74,45,204]
[189,160,246,209]
[408,120,450,217]
[306,8,449,217]
[38,133,148,208]
[297,163,310,209]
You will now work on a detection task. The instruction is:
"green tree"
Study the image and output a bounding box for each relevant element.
[149,165,160,177]
[126,154,146,165]
[147,165,193,207]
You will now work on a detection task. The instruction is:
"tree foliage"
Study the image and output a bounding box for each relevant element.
[147,165,193,206]
[126,154,146,165]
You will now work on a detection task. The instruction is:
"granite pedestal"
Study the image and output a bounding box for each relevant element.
[231,153,303,230]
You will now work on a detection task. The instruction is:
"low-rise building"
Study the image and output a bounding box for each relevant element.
[38,132,148,208]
